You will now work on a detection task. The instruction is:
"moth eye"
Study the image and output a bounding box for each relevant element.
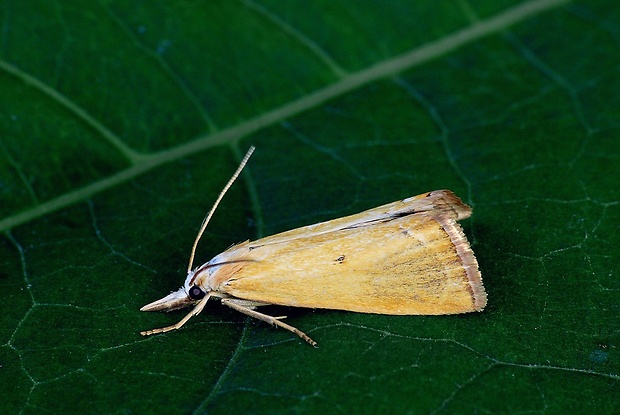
[188,285,206,300]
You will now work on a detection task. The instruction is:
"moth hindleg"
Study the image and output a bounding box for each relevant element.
[221,298,317,347]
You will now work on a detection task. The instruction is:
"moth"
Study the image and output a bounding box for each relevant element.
[140,147,486,346]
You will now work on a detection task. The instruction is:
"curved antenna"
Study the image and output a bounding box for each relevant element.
[187,146,256,273]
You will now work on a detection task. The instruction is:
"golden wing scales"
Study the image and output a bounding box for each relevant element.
[213,191,485,314]
[243,190,470,248]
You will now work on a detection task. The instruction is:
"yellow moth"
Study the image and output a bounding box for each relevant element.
[140,147,486,346]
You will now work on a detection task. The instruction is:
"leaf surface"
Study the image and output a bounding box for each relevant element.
[1,1,618,414]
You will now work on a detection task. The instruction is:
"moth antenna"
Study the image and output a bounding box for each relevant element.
[187,146,256,273]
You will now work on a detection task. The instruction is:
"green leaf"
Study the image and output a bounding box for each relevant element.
[1,0,618,413]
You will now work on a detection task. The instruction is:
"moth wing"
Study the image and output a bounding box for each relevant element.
[213,209,485,315]
[246,190,471,249]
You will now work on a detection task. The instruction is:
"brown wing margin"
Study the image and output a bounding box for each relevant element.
[424,190,472,221]
[434,213,487,311]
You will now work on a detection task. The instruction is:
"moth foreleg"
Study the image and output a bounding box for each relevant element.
[221,298,317,347]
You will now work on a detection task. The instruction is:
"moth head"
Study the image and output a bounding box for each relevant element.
[140,272,208,313]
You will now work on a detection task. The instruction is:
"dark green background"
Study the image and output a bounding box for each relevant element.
[1,1,618,413]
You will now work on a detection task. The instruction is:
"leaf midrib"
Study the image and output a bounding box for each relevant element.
[0,0,570,233]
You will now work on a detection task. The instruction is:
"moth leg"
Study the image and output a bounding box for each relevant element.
[140,294,210,336]
[221,299,317,347]
[221,298,288,320]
